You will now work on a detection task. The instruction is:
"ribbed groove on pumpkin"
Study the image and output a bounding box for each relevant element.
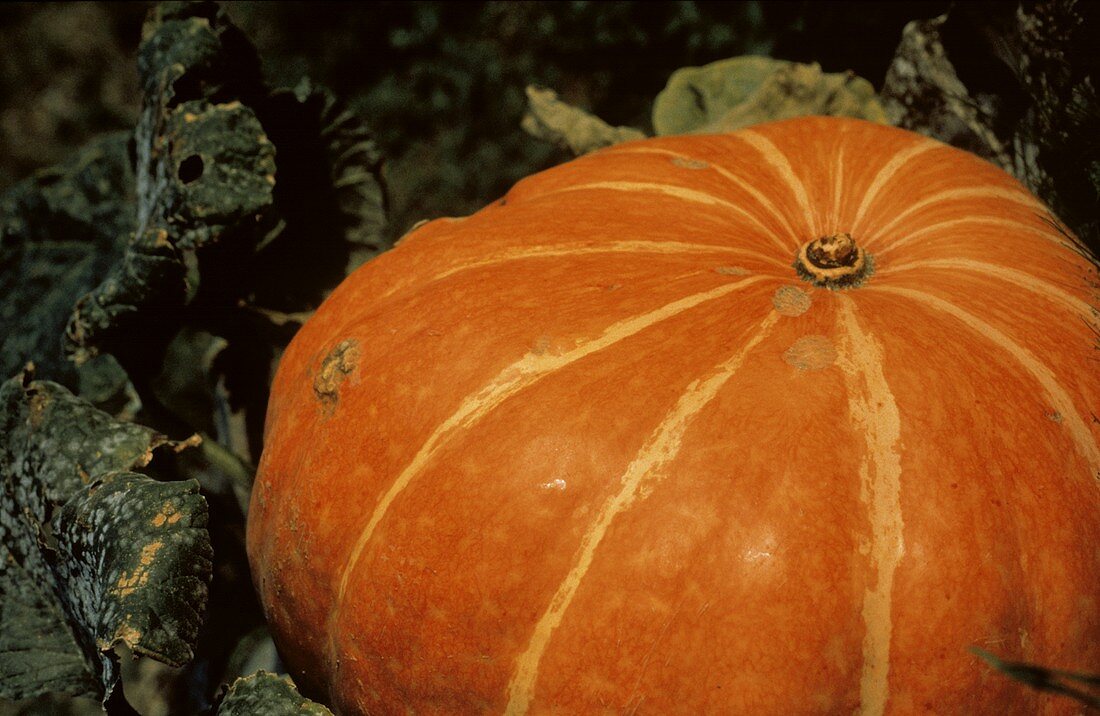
[377,241,788,301]
[835,296,905,716]
[850,140,941,234]
[504,310,782,714]
[535,181,788,252]
[864,188,1045,247]
[869,286,1100,474]
[608,146,802,245]
[879,258,1097,323]
[874,216,1068,256]
[735,129,816,236]
[330,275,774,624]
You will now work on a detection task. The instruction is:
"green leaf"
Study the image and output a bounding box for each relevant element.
[49,3,387,459]
[652,56,888,136]
[971,647,1100,709]
[218,671,332,716]
[250,77,388,303]
[0,373,211,703]
[64,2,277,367]
[0,132,136,391]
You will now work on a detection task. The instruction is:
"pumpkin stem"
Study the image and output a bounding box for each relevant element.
[794,233,874,289]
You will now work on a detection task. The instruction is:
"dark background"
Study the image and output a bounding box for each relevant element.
[0,1,951,239]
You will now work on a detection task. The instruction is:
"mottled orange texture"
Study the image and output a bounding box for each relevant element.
[247,117,1100,715]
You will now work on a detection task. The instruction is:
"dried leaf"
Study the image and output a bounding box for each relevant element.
[652,56,887,136]
[881,2,1099,252]
[521,85,646,155]
[879,15,1013,170]
[218,671,332,716]
[0,374,211,703]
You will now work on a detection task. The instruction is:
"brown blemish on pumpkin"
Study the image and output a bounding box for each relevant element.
[715,266,750,276]
[783,335,837,371]
[314,339,361,411]
[1047,411,1063,423]
[772,285,812,316]
[672,157,709,170]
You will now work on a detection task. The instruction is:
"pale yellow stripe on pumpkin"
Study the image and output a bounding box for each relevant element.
[850,140,940,234]
[880,259,1096,323]
[835,297,905,716]
[735,129,817,237]
[334,274,773,608]
[378,241,786,301]
[873,216,1066,256]
[540,181,785,251]
[870,286,1100,474]
[864,188,1045,248]
[829,145,846,234]
[608,146,801,246]
[504,310,781,715]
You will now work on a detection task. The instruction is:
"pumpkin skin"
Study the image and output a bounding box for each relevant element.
[247,116,1100,715]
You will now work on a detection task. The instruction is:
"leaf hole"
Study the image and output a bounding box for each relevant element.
[167,73,204,108]
[178,155,204,184]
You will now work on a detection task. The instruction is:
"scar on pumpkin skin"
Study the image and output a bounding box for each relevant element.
[671,156,709,170]
[784,335,836,370]
[314,339,361,410]
[715,266,751,276]
[772,285,812,316]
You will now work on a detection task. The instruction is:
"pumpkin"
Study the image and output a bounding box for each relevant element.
[247,116,1100,714]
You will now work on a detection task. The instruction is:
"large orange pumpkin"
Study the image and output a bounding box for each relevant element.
[247,116,1100,714]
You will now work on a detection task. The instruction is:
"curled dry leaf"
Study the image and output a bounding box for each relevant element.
[879,15,1013,171]
[880,2,1100,252]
